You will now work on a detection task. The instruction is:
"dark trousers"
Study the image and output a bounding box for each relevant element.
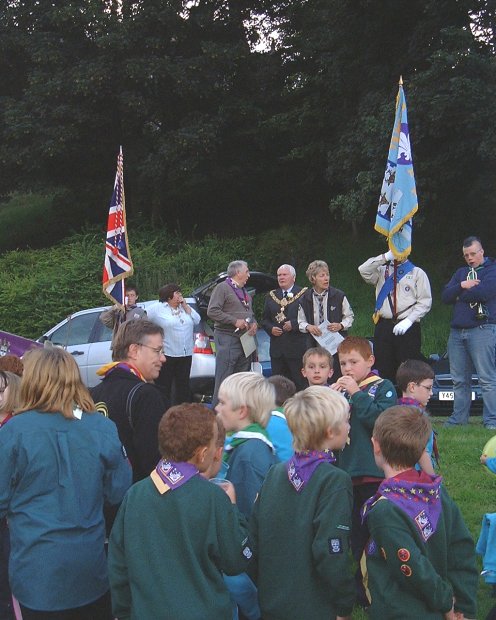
[212,332,251,407]
[19,591,112,620]
[156,355,192,406]
[271,355,307,391]
[373,319,422,382]
[351,481,381,607]
[351,482,381,561]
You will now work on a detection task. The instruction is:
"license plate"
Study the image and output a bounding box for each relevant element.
[439,391,475,401]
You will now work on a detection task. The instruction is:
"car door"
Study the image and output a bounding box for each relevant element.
[86,319,113,387]
[42,312,99,385]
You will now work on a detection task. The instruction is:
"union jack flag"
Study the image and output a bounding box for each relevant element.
[102,147,133,308]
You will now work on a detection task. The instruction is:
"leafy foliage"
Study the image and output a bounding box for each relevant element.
[0,1,493,242]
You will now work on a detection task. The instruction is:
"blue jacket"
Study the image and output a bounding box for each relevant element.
[226,439,278,519]
[442,257,496,328]
[0,410,132,611]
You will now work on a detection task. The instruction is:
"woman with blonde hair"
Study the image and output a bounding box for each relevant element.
[0,347,131,620]
[0,370,21,620]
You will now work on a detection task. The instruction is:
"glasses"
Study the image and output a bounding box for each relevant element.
[417,383,434,393]
[139,343,166,356]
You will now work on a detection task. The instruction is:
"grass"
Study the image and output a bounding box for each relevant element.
[351,416,496,619]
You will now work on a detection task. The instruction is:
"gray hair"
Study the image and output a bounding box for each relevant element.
[227,260,248,277]
[306,260,329,283]
[277,264,296,278]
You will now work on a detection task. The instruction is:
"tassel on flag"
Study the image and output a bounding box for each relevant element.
[374,77,418,260]
[102,147,133,309]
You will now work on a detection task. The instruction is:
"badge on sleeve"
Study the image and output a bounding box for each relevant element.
[397,548,410,562]
[328,538,343,554]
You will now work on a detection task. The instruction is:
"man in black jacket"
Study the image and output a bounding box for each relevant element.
[91,319,168,482]
[262,264,308,391]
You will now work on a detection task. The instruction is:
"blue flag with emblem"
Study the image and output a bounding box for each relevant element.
[374,79,418,260]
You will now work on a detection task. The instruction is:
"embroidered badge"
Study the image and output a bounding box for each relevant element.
[243,545,253,559]
[366,539,377,556]
[159,461,184,485]
[94,401,109,418]
[386,390,393,397]
[336,524,350,531]
[380,547,387,560]
[368,385,379,397]
[328,538,343,554]
[415,509,434,541]
[400,564,412,577]
[397,548,410,562]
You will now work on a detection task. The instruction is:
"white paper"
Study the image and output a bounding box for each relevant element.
[240,332,257,358]
[312,320,344,355]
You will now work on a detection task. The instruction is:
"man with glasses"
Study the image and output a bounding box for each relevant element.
[91,320,168,482]
[442,236,496,429]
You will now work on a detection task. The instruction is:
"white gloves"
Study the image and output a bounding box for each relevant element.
[384,250,395,262]
[393,318,413,336]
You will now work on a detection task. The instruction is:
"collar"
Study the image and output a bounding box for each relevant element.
[96,361,147,381]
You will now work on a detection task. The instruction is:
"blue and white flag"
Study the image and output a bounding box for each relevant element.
[374,81,418,260]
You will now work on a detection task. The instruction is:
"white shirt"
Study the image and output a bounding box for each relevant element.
[147,302,201,357]
[358,254,432,322]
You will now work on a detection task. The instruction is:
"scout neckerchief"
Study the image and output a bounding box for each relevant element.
[357,372,383,394]
[397,398,440,466]
[362,469,442,542]
[271,406,286,420]
[150,459,199,494]
[96,361,146,382]
[226,277,250,309]
[343,371,383,405]
[373,259,415,324]
[287,450,336,492]
[223,422,274,462]
[269,287,307,324]
[397,396,425,411]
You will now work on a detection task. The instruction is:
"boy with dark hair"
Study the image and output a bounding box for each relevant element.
[396,359,437,474]
[250,387,355,620]
[108,404,251,620]
[301,346,334,387]
[331,335,396,604]
[267,375,296,461]
[363,406,478,619]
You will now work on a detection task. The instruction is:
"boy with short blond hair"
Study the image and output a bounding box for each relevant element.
[301,346,334,386]
[363,406,478,619]
[216,372,278,518]
[331,336,396,603]
[216,372,277,620]
[250,387,355,620]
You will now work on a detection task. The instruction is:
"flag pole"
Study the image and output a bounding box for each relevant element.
[102,147,134,310]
